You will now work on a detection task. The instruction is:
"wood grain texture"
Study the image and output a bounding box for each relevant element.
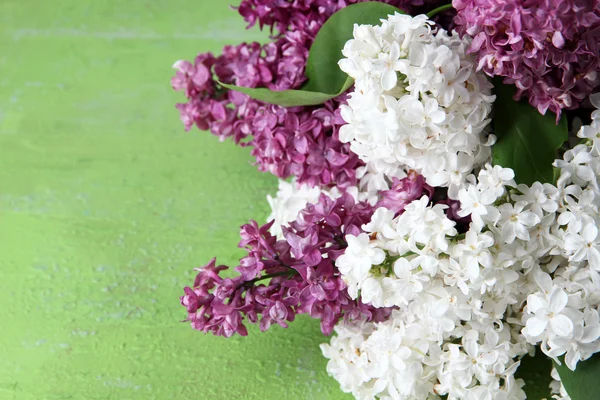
[0,1,350,398]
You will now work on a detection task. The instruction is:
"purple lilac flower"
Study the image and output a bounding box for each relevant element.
[181,193,392,337]
[453,0,600,117]
[172,39,360,187]
[236,0,455,35]
[172,0,454,188]
[376,172,435,216]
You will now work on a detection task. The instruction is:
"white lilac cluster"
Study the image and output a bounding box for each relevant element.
[338,13,495,199]
[321,95,600,399]
[321,310,528,400]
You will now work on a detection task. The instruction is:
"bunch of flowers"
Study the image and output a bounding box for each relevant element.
[325,142,600,398]
[181,193,394,337]
[171,0,454,188]
[172,1,600,399]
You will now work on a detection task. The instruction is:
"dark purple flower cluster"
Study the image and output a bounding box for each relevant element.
[237,0,454,35]
[248,99,362,187]
[180,193,392,337]
[453,0,600,117]
[172,0,454,188]
[172,40,361,187]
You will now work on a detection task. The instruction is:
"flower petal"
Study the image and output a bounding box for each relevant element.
[548,288,568,313]
[550,314,573,337]
[526,317,547,337]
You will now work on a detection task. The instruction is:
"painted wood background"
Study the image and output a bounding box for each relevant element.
[0,1,350,398]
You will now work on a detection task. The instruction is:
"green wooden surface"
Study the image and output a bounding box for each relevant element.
[0,1,349,399]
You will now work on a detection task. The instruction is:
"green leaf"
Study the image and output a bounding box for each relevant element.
[555,354,600,400]
[514,349,553,399]
[222,2,404,106]
[491,78,568,185]
[219,75,353,108]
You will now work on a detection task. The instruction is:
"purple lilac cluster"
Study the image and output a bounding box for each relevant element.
[180,193,392,337]
[172,0,454,188]
[171,39,360,187]
[453,0,600,117]
[236,0,454,35]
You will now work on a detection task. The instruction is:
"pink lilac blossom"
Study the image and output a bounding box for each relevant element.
[172,0,454,188]
[453,0,600,117]
[376,172,435,216]
[181,193,392,337]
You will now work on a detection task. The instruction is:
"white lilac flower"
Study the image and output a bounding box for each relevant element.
[323,93,600,398]
[562,223,600,266]
[524,287,574,338]
[546,307,600,370]
[555,145,595,186]
[477,164,515,198]
[338,13,495,199]
[457,183,498,230]
[336,233,386,299]
[497,201,541,244]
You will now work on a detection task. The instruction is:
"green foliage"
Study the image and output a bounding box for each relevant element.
[222,2,403,106]
[491,79,568,185]
[514,349,553,399]
[555,354,600,400]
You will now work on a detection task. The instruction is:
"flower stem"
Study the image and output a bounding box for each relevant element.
[426,3,453,18]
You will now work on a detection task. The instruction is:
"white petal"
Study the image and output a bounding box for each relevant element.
[583,223,598,242]
[371,248,386,265]
[550,314,574,337]
[588,247,600,270]
[514,223,530,241]
[534,271,553,294]
[581,324,600,343]
[565,349,580,371]
[525,317,547,337]
[463,339,478,358]
[548,288,568,313]
[519,211,541,226]
[501,223,516,244]
[381,69,397,91]
[526,294,546,314]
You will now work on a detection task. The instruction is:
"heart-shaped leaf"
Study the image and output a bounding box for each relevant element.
[222,2,404,106]
[491,78,568,185]
[555,354,600,400]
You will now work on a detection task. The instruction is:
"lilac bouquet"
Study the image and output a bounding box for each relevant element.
[173,1,600,399]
